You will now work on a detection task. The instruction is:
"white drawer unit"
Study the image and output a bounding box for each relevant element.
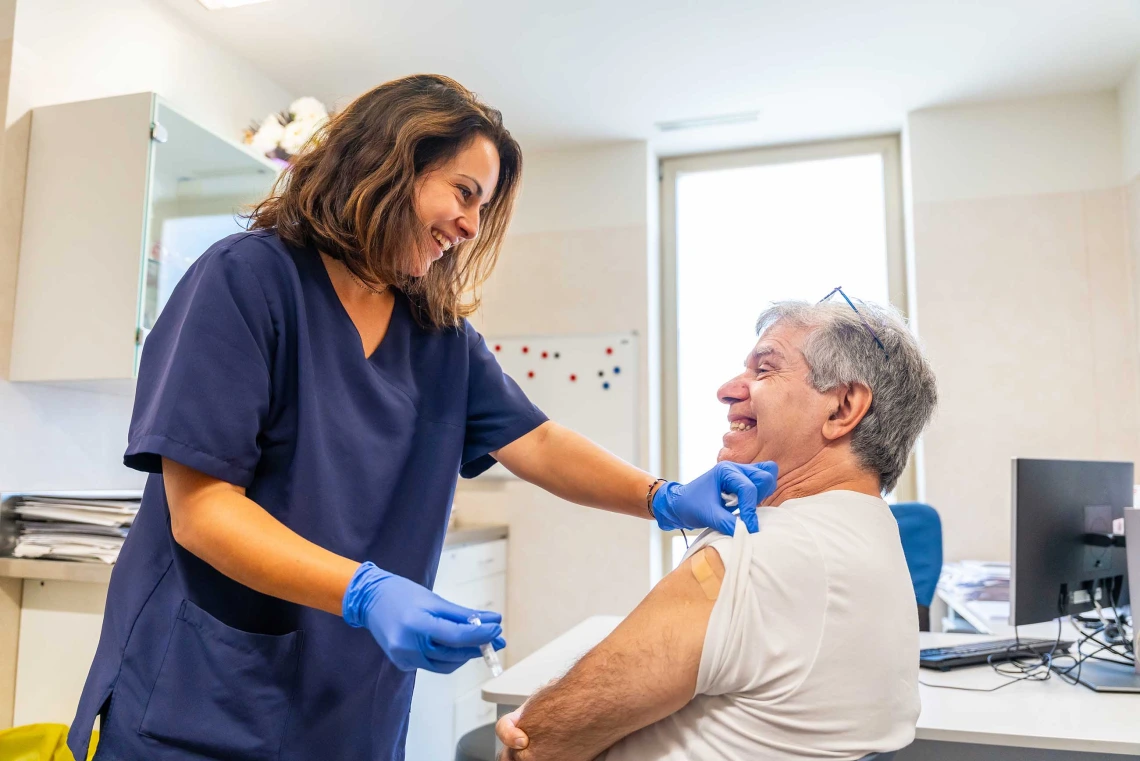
[434,539,507,591]
[406,537,508,761]
[454,685,498,743]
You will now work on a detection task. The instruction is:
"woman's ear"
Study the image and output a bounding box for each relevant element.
[822,383,872,441]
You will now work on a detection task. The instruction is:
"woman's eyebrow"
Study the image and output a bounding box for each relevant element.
[458,174,484,197]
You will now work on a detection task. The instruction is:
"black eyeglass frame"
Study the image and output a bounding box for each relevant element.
[818,286,890,360]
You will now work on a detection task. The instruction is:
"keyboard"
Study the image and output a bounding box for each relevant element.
[920,638,1074,671]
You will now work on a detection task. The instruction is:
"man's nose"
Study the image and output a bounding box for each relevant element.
[718,376,748,405]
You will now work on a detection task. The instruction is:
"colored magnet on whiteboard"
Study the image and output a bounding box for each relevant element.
[603,382,610,390]
[570,374,577,381]
[598,371,604,377]
[522,346,529,353]
[613,366,621,374]
[606,348,613,355]
[554,352,560,359]
[494,345,501,352]
[542,351,548,358]
[528,371,535,378]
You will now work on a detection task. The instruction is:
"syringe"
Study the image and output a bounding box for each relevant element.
[467,615,504,677]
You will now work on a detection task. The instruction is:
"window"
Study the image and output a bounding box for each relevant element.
[661,137,906,568]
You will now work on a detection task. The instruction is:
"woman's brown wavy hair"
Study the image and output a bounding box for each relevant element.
[249,74,522,328]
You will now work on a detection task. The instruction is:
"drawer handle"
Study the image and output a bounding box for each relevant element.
[476,558,495,566]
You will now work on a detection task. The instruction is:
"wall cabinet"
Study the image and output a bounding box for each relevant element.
[9,92,278,382]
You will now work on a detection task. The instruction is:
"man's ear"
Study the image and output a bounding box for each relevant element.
[822,382,872,441]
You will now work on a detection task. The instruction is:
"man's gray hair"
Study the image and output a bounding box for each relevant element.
[755,299,937,494]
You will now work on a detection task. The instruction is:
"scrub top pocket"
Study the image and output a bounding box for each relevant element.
[139,599,303,761]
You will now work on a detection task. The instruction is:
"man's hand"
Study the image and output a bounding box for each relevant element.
[496,707,528,759]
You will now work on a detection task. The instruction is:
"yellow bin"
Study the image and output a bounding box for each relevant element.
[0,724,97,761]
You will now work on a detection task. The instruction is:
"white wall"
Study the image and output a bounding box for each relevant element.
[0,0,295,726]
[1118,59,1140,185]
[457,141,659,662]
[6,0,291,136]
[0,0,294,492]
[907,92,1140,563]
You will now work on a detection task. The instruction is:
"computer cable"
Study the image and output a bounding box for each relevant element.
[918,616,1071,693]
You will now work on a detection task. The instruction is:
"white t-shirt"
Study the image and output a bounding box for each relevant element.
[601,490,920,761]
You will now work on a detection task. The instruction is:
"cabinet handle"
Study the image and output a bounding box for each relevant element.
[477,558,494,566]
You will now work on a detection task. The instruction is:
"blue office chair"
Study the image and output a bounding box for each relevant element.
[889,502,943,632]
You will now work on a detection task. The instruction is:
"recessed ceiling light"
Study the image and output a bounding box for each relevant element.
[655,111,761,132]
[197,0,274,9]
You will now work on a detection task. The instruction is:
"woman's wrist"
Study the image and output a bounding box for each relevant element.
[645,478,668,521]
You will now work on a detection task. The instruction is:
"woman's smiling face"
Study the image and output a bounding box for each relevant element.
[408,135,500,277]
[715,323,835,471]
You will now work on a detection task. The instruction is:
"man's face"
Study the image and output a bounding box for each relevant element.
[715,323,835,472]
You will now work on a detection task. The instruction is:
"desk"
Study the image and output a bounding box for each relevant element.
[483,616,1140,758]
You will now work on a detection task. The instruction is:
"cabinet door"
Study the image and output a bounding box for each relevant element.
[137,102,278,368]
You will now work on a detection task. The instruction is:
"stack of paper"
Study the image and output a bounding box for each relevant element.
[9,495,140,564]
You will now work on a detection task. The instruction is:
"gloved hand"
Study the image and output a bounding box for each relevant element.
[342,562,506,673]
[652,461,778,535]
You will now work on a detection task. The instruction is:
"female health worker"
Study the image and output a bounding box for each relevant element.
[69,75,776,761]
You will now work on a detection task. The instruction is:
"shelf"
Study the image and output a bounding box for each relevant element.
[0,557,112,584]
[0,525,508,584]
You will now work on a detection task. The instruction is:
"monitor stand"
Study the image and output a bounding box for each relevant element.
[1075,658,1140,693]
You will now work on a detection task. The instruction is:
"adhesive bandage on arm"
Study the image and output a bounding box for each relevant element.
[690,549,722,600]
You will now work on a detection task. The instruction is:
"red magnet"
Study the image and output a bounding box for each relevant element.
[570,374,577,381]
[542,351,548,358]
[606,347,613,355]
[522,346,529,353]
[527,371,535,378]
[494,345,501,352]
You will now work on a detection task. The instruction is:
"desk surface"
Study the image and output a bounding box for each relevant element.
[483,616,1140,755]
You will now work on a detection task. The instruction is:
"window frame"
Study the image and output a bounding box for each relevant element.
[659,135,910,567]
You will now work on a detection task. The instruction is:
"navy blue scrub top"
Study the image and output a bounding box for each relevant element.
[69,230,547,761]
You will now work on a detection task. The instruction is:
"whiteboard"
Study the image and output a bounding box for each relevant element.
[480,332,638,478]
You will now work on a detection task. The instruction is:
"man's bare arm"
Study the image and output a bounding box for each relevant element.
[499,545,726,761]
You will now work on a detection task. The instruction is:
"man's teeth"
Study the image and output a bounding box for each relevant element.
[431,230,453,252]
[730,421,755,432]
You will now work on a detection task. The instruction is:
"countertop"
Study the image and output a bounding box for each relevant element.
[0,523,509,584]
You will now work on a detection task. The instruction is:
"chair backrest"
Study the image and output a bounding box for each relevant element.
[888,502,942,608]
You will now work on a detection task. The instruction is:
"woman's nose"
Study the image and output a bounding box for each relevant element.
[457,209,479,241]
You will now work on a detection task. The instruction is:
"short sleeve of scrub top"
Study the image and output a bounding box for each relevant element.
[124,246,274,486]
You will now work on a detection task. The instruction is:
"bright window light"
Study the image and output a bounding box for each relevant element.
[675,153,890,482]
[197,0,273,9]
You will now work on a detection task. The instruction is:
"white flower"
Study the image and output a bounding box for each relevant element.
[250,113,285,155]
[279,115,327,155]
[289,96,328,122]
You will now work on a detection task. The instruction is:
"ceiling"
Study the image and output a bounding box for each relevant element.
[159,0,1140,155]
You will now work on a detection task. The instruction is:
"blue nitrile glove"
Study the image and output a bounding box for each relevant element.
[652,461,779,535]
[342,561,506,674]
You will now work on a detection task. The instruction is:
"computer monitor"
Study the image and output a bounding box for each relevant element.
[1012,458,1132,625]
[1011,458,1137,692]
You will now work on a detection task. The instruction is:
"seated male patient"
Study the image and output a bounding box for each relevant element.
[497,298,938,760]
